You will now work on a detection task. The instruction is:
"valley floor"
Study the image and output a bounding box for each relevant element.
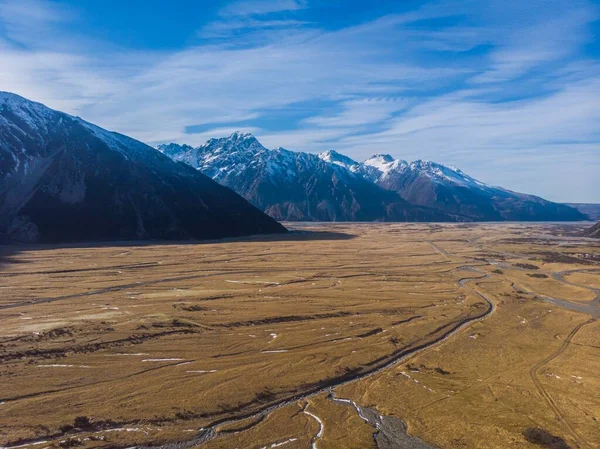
[0,223,599,449]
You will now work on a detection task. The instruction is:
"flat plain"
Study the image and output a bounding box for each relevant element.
[0,223,599,449]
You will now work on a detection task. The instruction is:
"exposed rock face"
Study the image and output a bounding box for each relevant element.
[0,92,286,244]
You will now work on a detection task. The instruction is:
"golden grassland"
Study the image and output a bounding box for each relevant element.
[0,222,598,449]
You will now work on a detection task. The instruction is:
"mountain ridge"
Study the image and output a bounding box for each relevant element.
[159,134,455,222]
[159,132,585,223]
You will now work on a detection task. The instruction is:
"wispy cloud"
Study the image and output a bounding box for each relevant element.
[198,18,312,40]
[0,0,78,49]
[218,0,307,17]
[0,0,598,201]
[471,4,598,83]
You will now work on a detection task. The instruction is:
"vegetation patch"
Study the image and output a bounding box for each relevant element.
[515,263,539,270]
[523,428,572,449]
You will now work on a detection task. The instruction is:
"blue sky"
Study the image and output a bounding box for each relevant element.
[0,0,599,202]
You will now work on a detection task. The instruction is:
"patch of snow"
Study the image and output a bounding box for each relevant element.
[142,358,185,362]
[362,154,408,181]
[260,438,298,449]
[225,280,280,285]
[1,441,49,449]
[106,353,149,356]
[37,364,74,368]
[318,150,359,170]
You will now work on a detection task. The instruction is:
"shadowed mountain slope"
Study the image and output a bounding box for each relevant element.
[0,93,286,243]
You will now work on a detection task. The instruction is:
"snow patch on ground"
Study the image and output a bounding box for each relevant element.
[260,438,298,449]
[142,358,185,362]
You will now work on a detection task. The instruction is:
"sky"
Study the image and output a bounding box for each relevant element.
[0,0,599,202]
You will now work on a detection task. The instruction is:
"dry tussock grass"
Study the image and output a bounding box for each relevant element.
[0,222,598,449]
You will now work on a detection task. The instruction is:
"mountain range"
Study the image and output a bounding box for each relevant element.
[159,133,586,223]
[566,203,600,221]
[0,91,587,245]
[161,133,452,222]
[0,93,286,244]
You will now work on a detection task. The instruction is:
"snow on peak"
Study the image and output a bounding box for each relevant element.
[318,149,359,169]
[200,132,266,156]
[228,131,256,141]
[0,91,58,130]
[156,129,491,193]
[362,154,407,180]
[364,154,394,165]
[408,160,487,188]
[0,91,29,104]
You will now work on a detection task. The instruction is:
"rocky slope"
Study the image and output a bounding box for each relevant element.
[0,93,286,243]
[583,221,600,238]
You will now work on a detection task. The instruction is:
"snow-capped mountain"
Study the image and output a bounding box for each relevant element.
[0,92,285,243]
[317,149,360,171]
[364,157,585,221]
[362,154,408,183]
[160,132,585,223]
[368,159,486,189]
[159,135,452,222]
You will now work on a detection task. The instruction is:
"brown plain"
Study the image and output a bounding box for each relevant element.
[0,223,598,449]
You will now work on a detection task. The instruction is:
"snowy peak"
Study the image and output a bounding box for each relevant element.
[0,91,38,107]
[364,154,395,165]
[0,91,58,133]
[407,160,486,188]
[361,154,487,189]
[201,132,265,153]
[0,91,155,162]
[318,149,359,169]
[362,154,407,181]
[156,132,269,173]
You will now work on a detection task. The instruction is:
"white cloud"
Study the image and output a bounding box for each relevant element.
[0,0,598,201]
[0,0,67,28]
[303,98,408,128]
[218,0,306,17]
[471,5,598,83]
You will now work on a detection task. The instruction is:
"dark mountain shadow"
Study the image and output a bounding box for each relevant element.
[0,246,28,270]
[0,229,355,260]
